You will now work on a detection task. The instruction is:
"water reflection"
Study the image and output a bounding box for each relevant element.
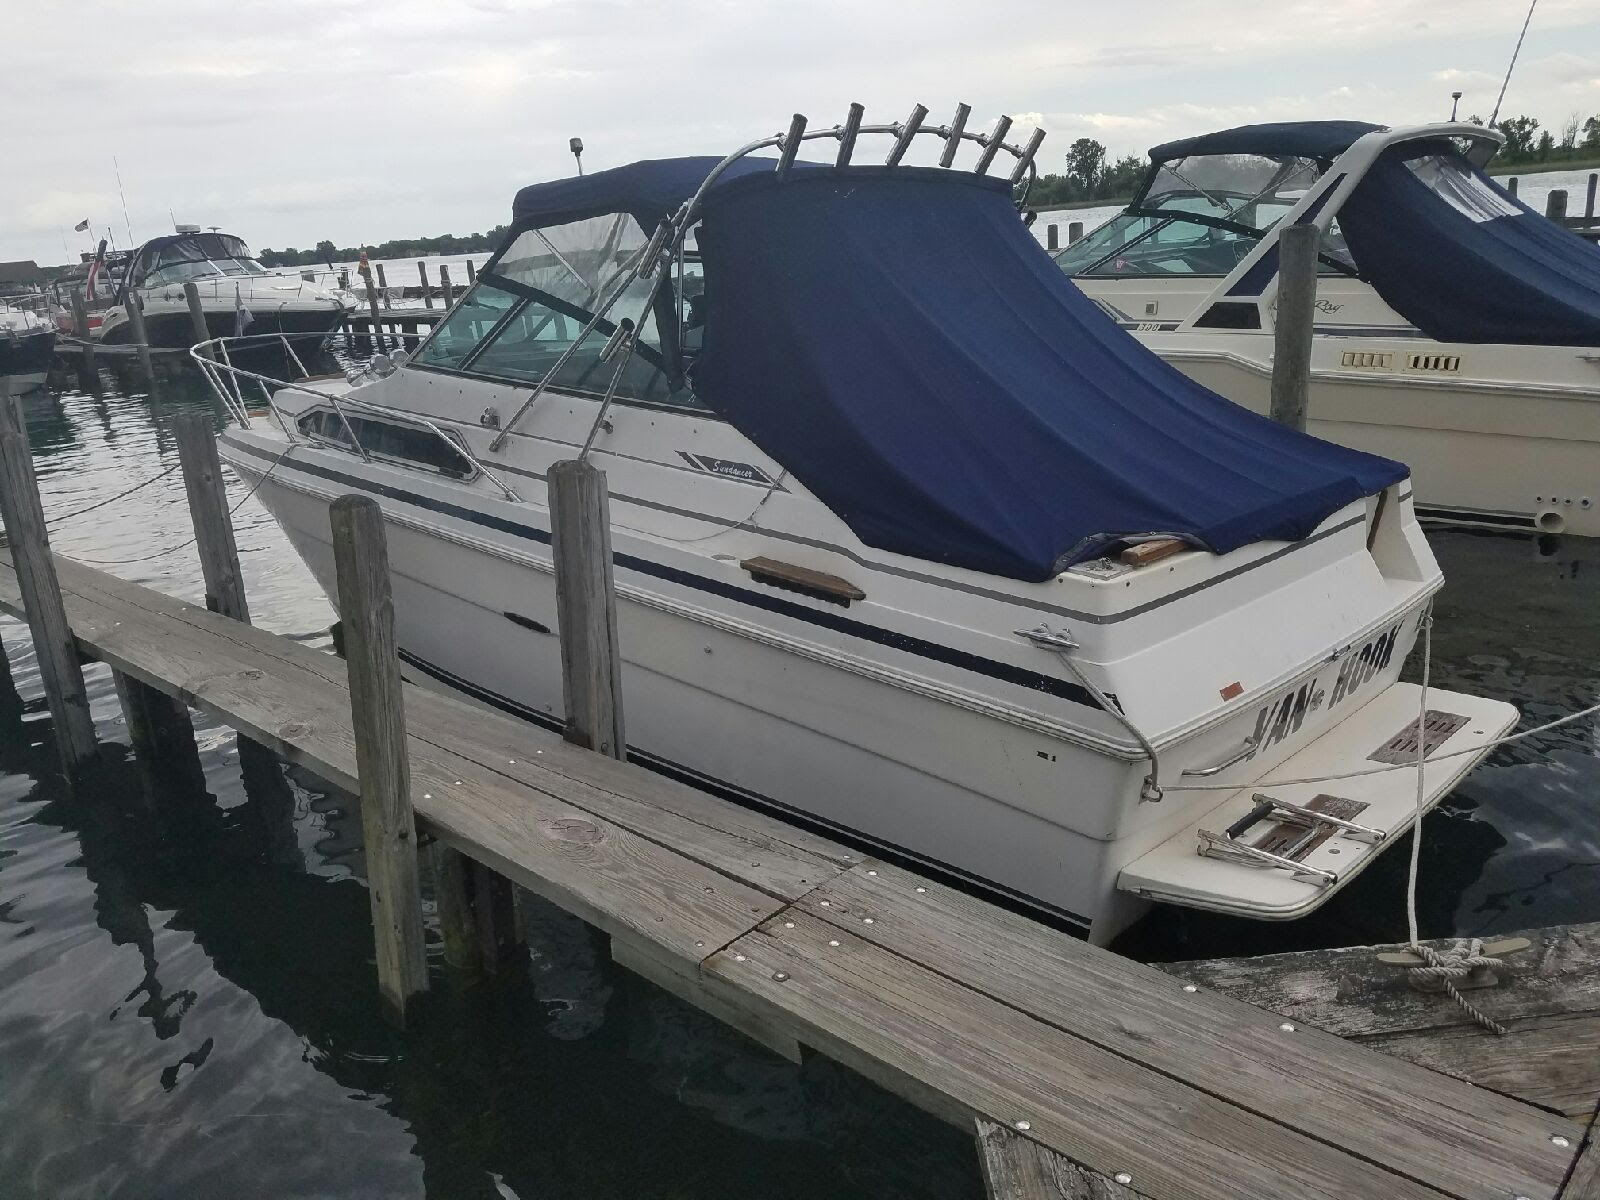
[0,369,979,1198]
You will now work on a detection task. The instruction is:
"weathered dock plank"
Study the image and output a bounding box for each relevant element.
[1168,923,1600,1117]
[976,1119,1143,1199]
[0,547,1588,1200]
[796,862,1577,1200]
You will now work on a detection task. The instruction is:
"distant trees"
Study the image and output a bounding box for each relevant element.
[258,227,511,268]
[1028,138,1148,207]
[1491,112,1600,165]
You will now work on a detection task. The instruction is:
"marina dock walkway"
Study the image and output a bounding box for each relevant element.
[0,548,1594,1200]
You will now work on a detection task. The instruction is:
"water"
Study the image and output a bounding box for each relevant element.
[2,364,1598,1197]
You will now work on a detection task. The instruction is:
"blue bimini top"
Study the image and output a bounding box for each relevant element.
[690,166,1405,581]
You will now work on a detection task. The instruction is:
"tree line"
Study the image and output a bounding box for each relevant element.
[1471,112,1600,166]
[256,227,511,268]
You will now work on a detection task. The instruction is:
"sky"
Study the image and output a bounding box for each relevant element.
[5,0,1599,267]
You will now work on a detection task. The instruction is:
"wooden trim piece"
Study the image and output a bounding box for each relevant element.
[740,556,865,605]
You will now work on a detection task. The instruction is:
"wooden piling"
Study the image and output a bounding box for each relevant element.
[1587,173,1597,220]
[375,263,391,309]
[0,381,97,770]
[1046,224,1058,250]
[111,668,198,785]
[330,495,428,1023]
[429,842,481,973]
[339,268,351,291]
[122,292,157,388]
[418,261,433,309]
[464,259,476,284]
[1507,175,1519,196]
[1269,222,1317,433]
[182,282,213,362]
[548,459,626,759]
[1547,189,1569,223]
[362,274,387,354]
[69,291,97,379]
[172,413,250,623]
[1068,221,1083,244]
[439,264,453,309]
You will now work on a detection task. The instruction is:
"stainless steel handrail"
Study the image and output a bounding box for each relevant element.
[190,336,523,502]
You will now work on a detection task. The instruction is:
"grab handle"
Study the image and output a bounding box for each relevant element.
[1182,737,1257,778]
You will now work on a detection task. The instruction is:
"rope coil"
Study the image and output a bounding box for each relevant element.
[1406,939,1510,1036]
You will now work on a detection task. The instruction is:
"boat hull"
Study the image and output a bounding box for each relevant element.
[1137,334,1600,538]
[222,430,1483,945]
[0,326,55,392]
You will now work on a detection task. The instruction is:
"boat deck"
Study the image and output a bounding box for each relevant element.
[0,546,1592,1199]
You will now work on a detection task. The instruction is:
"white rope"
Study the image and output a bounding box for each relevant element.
[1406,939,1511,1036]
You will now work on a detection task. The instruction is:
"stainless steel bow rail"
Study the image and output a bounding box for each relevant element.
[0,388,1591,1198]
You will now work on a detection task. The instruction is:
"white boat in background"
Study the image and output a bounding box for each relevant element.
[97,226,346,349]
[1057,121,1600,538]
[203,105,1514,944]
[1,301,57,392]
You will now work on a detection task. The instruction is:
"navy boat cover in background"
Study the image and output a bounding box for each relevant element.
[693,166,1405,581]
[1339,146,1600,347]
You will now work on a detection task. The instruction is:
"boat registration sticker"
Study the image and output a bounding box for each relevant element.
[1250,621,1404,752]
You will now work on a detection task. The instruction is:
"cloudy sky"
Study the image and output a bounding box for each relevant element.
[6,0,1599,266]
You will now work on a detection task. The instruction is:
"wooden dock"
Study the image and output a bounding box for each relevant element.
[0,416,1596,1197]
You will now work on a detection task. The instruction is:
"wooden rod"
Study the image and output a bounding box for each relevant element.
[1546,188,1568,222]
[362,270,387,354]
[123,291,157,388]
[1587,173,1597,220]
[375,262,391,309]
[182,282,213,362]
[464,259,476,284]
[172,412,251,623]
[69,291,97,378]
[0,381,97,769]
[418,261,433,309]
[1270,223,1318,433]
[428,842,481,973]
[549,459,626,758]
[330,494,428,1024]
[439,264,454,310]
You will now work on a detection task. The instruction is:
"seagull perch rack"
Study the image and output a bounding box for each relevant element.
[487,101,1046,452]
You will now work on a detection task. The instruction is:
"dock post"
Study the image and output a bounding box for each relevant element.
[1546,189,1568,223]
[375,263,391,310]
[439,264,454,309]
[1046,224,1058,250]
[1587,173,1597,221]
[1068,220,1083,244]
[339,268,350,291]
[363,274,387,354]
[464,259,476,284]
[110,668,200,792]
[173,413,250,623]
[0,380,98,771]
[1269,222,1317,433]
[418,261,433,309]
[182,282,213,362]
[549,459,626,758]
[1507,176,1518,197]
[69,292,98,381]
[330,495,429,1023]
[123,292,157,389]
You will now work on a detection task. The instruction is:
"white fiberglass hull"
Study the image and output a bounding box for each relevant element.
[220,400,1509,944]
[1136,330,1600,538]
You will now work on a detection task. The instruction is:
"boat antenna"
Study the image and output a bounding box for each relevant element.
[114,155,135,245]
[570,136,585,176]
[1489,0,1538,126]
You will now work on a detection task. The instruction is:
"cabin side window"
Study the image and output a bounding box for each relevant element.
[297,407,476,478]
[412,217,708,412]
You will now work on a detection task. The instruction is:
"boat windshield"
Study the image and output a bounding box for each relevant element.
[128,234,271,289]
[1055,152,1355,278]
[414,212,705,410]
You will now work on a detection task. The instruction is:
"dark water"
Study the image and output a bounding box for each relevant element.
[1,363,1597,1197]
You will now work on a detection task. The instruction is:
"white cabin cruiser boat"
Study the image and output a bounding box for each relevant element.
[0,301,56,392]
[202,106,1515,944]
[1058,121,1600,538]
[98,227,346,349]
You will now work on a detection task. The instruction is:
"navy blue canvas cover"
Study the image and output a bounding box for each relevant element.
[1149,122,1381,165]
[692,166,1405,581]
[511,156,797,230]
[1338,146,1600,347]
